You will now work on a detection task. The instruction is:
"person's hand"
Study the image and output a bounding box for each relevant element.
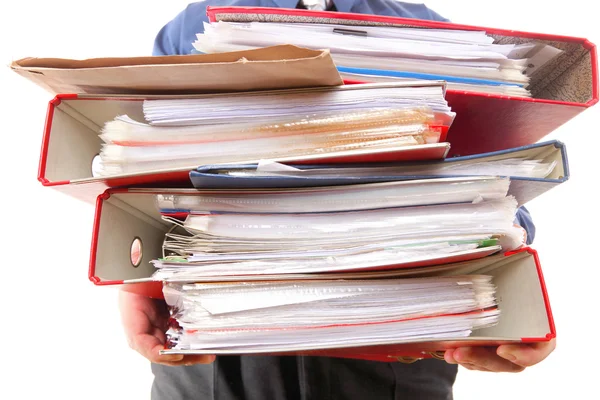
[118,289,215,366]
[444,339,556,372]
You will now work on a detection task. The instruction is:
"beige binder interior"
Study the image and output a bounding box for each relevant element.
[94,190,552,342]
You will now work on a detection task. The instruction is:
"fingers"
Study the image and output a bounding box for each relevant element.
[445,347,525,373]
[119,290,214,367]
[119,290,217,367]
[147,345,187,367]
[444,340,556,373]
[147,344,216,367]
[497,339,556,367]
[118,290,169,334]
[134,334,216,367]
[180,355,218,367]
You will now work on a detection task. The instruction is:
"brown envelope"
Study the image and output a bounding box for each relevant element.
[10,44,343,94]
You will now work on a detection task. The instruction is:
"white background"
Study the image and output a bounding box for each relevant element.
[0,0,597,398]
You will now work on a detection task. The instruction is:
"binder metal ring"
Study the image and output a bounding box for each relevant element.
[428,351,446,360]
[389,356,421,364]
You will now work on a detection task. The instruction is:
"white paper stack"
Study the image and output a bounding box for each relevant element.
[151,192,524,280]
[95,84,455,176]
[161,276,500,353]
[193,22,562,96]
[154,176,510,214]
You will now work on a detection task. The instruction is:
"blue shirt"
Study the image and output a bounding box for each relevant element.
[151,0,535,245]
[153,0,449,56]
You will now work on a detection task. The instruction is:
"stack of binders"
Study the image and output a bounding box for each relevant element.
[12,7,597,362]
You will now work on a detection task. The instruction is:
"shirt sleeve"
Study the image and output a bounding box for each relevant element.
[153,3,211,56]
[515,206,536,245]
[387,1,450,22]
[426,8,450,22]
[153,8,185,56]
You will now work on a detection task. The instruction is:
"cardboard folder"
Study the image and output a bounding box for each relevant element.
[87,186,554,359]
[206,6,599,156]
[10,44,343,94]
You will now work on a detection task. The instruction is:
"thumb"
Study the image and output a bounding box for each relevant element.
[181,354,217,365]
[149,343,185,364]
[148,342,216,366]
[134,333,183,364]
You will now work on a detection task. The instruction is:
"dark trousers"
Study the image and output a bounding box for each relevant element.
[151,356,458,400]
